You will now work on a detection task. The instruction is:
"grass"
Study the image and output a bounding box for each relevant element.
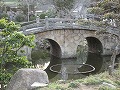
[78,72,116,85]
[68,82,79,88]
[39,68,120,90]
[99,85,117,90]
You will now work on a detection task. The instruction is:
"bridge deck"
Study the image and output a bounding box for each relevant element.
[21,18,120,35]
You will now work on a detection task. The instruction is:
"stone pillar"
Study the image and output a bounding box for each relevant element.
[45,16,49,29]
[36,16,39,23]
[61,44,78,59]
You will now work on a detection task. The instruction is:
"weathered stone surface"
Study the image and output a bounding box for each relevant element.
[35,29,116,58]
[6,69,49,90]
[31,82,48,87]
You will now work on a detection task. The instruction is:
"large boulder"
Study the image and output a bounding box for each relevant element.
[6,69,49,90]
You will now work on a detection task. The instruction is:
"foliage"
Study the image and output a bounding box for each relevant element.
[97,0,120,13]
[41,70,120,90]
[52,0,75,17]
[53,0,74,11]
[39,9,57,19]
[98,85,116,90]
[55,86,66,90]
[77,19,107,27]
[45,9,57,18]
[87,0,120,26]
[87,0,120,75]
[103,12,116,19]
[87,7,104,15]
[0,13,8,19]
[0,18,35,89]
[0,0,5,12]
[17,4,28,15]
[77,72,117,86]
[31,49,50,60]
[29,14,36,21]
[15,14,26,22]
[39,13,47,19]
[81,75,103,85]
[68,82,79,88]
[18,0,38,15]
[77,19,91,26]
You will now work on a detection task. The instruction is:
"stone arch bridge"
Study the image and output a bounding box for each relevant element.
[21,18,120,75]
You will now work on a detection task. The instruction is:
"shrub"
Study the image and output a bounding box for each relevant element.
[39,13,47,19]
[87,7,104,15]
[15,14,25,22]
[103,12,116,19]
[0,19,35,90]
[29,14,36,21]
[55,86,66,90]
[99,85,116,90]
[82,76,102,85]
[68,82,79,88]
[46,9,57,18]
[77,19,91,26]
[0,12,8,19]
[115,80,120,86]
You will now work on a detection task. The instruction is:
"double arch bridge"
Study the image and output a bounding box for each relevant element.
[21,18,120,75]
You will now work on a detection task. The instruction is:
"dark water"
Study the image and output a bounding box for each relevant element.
[31,44,120,81]
[45,53,98,81]
[45,53,120,81]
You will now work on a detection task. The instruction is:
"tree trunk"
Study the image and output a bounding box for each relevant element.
[109,46,118,75]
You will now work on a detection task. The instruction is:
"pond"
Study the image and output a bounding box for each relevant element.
[31,40,120,82]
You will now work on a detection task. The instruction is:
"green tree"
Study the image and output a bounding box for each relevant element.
[0,19,35,90]
[18,0,38,14]
[52,0,75,18]
[87,0,120,25]
[18,0,41,21]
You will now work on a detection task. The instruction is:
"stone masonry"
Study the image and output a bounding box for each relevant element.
[35,29,116,58]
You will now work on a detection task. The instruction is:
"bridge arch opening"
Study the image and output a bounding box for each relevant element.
[86,37,103,54]
[86,37,103,73]
[44,39,62,79]
[31,39,62,79]
[77,37,103,74]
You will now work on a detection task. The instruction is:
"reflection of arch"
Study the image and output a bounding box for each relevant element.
[85,37,103,73]
[76,39,88,64]
[44,39,62,79]
[76,37,103,74]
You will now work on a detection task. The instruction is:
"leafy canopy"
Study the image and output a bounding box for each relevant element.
[0,18,35,89]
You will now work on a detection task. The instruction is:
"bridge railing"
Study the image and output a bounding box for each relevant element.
[44,17,78,29]
[45,17,120,34]
[20,19,45,31]
[21,17,102,31]
[21,17,120,35]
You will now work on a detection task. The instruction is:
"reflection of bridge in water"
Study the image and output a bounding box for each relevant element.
[21,17,120,79]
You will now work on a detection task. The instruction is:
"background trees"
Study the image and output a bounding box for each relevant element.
[0,19,35,90]
[52,0,75,18]
[87,0,120,27]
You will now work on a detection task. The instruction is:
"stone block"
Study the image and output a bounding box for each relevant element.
[6,69,49,90]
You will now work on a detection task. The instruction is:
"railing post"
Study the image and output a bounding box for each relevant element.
[36,16,39,27]
[45,16,49,29]
[70,20,73,26]
[36,16,39,23]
